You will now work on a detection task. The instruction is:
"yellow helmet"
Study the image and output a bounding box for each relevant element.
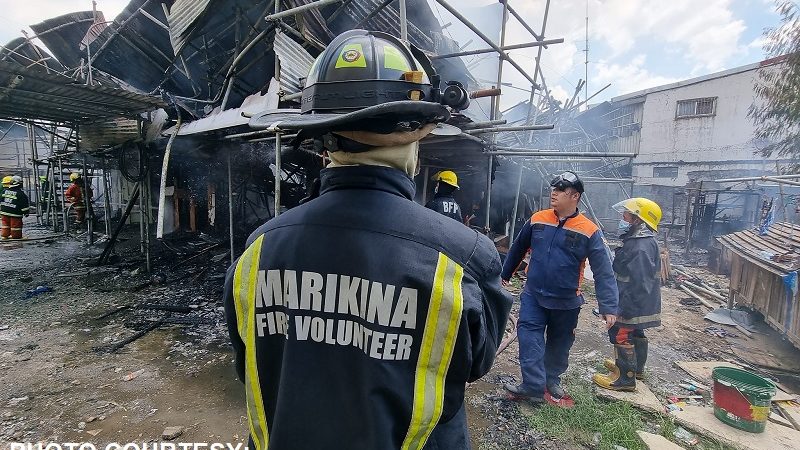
[70,172,81,182]
[433,170,459,189]
[1,176,11,187]
[612,197,662,231]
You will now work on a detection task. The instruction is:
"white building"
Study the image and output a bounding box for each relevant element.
[610,57,788,187]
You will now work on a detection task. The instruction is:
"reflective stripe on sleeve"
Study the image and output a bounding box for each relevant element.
[232,235,269,450]
[402,252,465,450]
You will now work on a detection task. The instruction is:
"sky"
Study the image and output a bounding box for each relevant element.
[0,0,783,109]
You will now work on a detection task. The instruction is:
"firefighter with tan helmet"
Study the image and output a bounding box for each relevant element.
[593,197,663,392]
[0,175,30,239]
[224,29,511,450]
[426,170,464,222]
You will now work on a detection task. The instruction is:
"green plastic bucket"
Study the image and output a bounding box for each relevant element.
[712,366,776,433]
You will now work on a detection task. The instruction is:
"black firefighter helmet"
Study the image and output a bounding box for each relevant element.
[249,29,468,140]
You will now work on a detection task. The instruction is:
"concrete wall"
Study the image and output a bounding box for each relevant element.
[631,65,783,187]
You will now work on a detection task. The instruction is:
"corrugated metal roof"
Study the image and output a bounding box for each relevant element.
[0,38,66,73]
[29,11,101,69]
[333,0,434,50]
[0,60,167,123]
[88,0,181,94]
[274,31,315,94]
[167,0,213,58]
[718,222,800,275]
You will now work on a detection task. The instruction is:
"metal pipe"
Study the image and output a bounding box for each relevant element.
[353,0,396,28]
[466,124,554,134]
[228,151,235,265]
[484,155,493,233]
[102,162,111,236]
[399,0,408,42]
[714,174,800,183]
[27,124,41,224]
[431,39,564,60]
[265,0,344,21]
[490,150,636,157]
[43,163,53,229]
[509,164,523,240]
[223,129,298,140]
[463,120,507,129]
[57,157,68,233]
[526,0,550,144]
[156,116,181,239]
[328,0,357,23]
[283,91,302,101]
[145,160,152,273]
[494,0,509,122]
[275,133,282,217]
[82,153,93,244]
[569,83,612,111]
[582,177,635,183]
[762,177,800,187]
[470,88,502,99]
[139,167,145,254]
[433,0,539,88]
[517,158,624,163]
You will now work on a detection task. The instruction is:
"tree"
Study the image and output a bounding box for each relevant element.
[749,1,800,166]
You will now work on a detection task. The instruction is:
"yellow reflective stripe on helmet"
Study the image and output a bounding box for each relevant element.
[233,235,269,450]
[335,43,367,68]
[383,44,410,71]
[402,253,464,450]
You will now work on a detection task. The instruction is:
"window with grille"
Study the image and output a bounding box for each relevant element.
[653,166,679,178]
[676,97,716,118]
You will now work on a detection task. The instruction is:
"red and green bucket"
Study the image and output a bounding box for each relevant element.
[712,366,776,433]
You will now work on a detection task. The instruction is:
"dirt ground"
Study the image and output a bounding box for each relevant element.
[2,226,799,449]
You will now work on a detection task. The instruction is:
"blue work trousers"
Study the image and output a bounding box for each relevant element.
[517,292,581,396]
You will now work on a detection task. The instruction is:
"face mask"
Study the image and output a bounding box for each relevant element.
[618,219,632,233]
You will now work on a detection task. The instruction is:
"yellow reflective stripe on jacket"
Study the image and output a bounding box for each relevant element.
[402,252,464,450]
[233,235,269,450]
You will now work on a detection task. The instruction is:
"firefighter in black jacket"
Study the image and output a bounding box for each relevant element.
[0,176,29,239]
[426,170,464,223]
[594,197,662,391]
[224,30,512,450]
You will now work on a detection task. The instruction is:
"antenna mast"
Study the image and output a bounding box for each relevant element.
[584,1,589,109]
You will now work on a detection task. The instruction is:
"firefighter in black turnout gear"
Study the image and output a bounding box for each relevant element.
[426,170,464,223]
[224,30,511,450]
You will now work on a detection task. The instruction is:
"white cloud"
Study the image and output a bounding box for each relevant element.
[0,0,129,44]
[445,0,752,107]
[592,54,683,98]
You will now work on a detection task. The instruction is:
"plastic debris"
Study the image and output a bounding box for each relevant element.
[24,285,52,298]
[673,426,698,446]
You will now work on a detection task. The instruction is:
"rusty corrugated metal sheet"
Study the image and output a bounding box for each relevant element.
[29,11,101,68]
[0,60,167,123]
[81,118,141,149]
[274,31,315,94]
[167,0,213,57]
[718,222,800,274]
[80,12,108,49]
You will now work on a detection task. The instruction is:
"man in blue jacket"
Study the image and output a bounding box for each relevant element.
[224,30,512,450]
[501,171,618,407]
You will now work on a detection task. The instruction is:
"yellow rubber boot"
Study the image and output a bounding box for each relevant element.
[593,344,636,391]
